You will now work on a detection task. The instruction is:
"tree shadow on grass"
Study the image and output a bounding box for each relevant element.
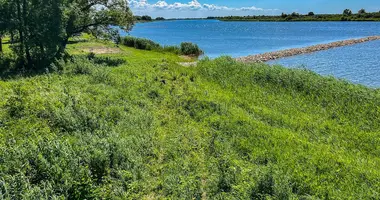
[0,54,127,81]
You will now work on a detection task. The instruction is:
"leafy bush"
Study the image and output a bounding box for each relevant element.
[121,36,203,56]
[121,36,160,50]
[180,42,203,56]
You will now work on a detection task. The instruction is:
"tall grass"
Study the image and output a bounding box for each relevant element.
[121,36,203,56]
[0,49,379,199]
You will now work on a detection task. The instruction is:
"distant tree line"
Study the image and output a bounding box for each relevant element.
[212,9,380,22]
[134,15,166,22]
[0,0,134,71]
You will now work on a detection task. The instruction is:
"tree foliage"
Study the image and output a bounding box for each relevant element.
[358,8,366,14]
[343,9,353,16]
[0,0,134,70]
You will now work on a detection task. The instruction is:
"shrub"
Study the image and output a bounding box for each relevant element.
[121,36,204,57]
[161,45,181,54]
[180,42,203,56]
[121,36,160,50]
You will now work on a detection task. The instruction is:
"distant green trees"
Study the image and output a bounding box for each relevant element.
[358,9,366,14]
[0,0,134,70]
[156,17,165,20]
[216,9,380,22]
[291,12,300,17]
[343,9,353,16]
[134,15,153,21]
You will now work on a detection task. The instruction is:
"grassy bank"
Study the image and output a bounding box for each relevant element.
[0,39,379,199]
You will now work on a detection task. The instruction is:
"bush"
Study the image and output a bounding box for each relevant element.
[161,46,181,54]
[121,36,204,57]
[180,42,203,56]
[121,37,160,50]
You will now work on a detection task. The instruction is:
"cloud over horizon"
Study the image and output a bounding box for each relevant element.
[128,0,279,18]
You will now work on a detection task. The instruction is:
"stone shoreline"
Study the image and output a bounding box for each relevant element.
[235,36,380,63]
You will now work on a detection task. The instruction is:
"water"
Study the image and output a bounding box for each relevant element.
[268,40,380,88]
[125,20,380,87]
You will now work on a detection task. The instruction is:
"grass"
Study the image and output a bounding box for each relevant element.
[0,39,379,199]
[121,36,204,57]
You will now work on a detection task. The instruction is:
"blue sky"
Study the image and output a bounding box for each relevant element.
[128,0,380,18]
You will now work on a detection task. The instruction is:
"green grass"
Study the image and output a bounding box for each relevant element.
[0,40,379,199]
[1,37,12,55]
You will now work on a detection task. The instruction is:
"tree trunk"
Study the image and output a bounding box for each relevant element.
[16,0,25,63]
[0,36,3,53]
[22,0,32,67]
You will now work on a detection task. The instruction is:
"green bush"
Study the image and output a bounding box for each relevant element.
[121,36,160,50]
[161,45,181,54]
[180,42,203,56]
[121,36,203,57]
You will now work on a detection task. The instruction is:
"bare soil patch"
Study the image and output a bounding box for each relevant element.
[81,47,122,54]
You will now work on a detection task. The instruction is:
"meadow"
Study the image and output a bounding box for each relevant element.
[0,38,379,199]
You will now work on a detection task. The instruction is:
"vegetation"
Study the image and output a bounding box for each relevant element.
[0,0,133,70]
[134,15,153,22]
[0,38,379,199]
[156,17,166,21]
[1,0,380,198]
[121,36,203,56]
[214,9,380,21]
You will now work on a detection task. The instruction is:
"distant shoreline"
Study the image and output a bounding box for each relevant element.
[236,36,380,63]
[135,10,380,23]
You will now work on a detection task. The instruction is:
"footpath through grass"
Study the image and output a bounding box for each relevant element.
[0,39,379,199]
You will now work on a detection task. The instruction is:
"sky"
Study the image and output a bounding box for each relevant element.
[128,0,380,18]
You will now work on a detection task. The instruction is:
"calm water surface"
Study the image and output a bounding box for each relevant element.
[126,20,380,87]
[267,40,380,88]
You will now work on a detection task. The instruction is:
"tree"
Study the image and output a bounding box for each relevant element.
[358,9,366,14]
[291,12,300,17]
[343,9,352,16]
[141,15,152,21]
[0,0,134,70]
[156,17,165,20]
[308,12,315,16]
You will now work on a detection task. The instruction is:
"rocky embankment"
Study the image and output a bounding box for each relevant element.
[236,36,380,63]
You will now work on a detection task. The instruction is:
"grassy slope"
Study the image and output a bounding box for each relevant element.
[0,40,379,199]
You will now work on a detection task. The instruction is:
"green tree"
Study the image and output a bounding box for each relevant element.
[0,0,134,70]
[308,12,315,16]
[358,9,366,14]
[291,12,300,17]
[343,9,352,16]
[141,15,152,21]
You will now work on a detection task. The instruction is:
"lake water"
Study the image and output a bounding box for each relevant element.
[126,20,380,87]
[268,40,380,88]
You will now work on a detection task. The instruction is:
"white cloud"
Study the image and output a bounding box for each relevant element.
[128,0,277,12]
